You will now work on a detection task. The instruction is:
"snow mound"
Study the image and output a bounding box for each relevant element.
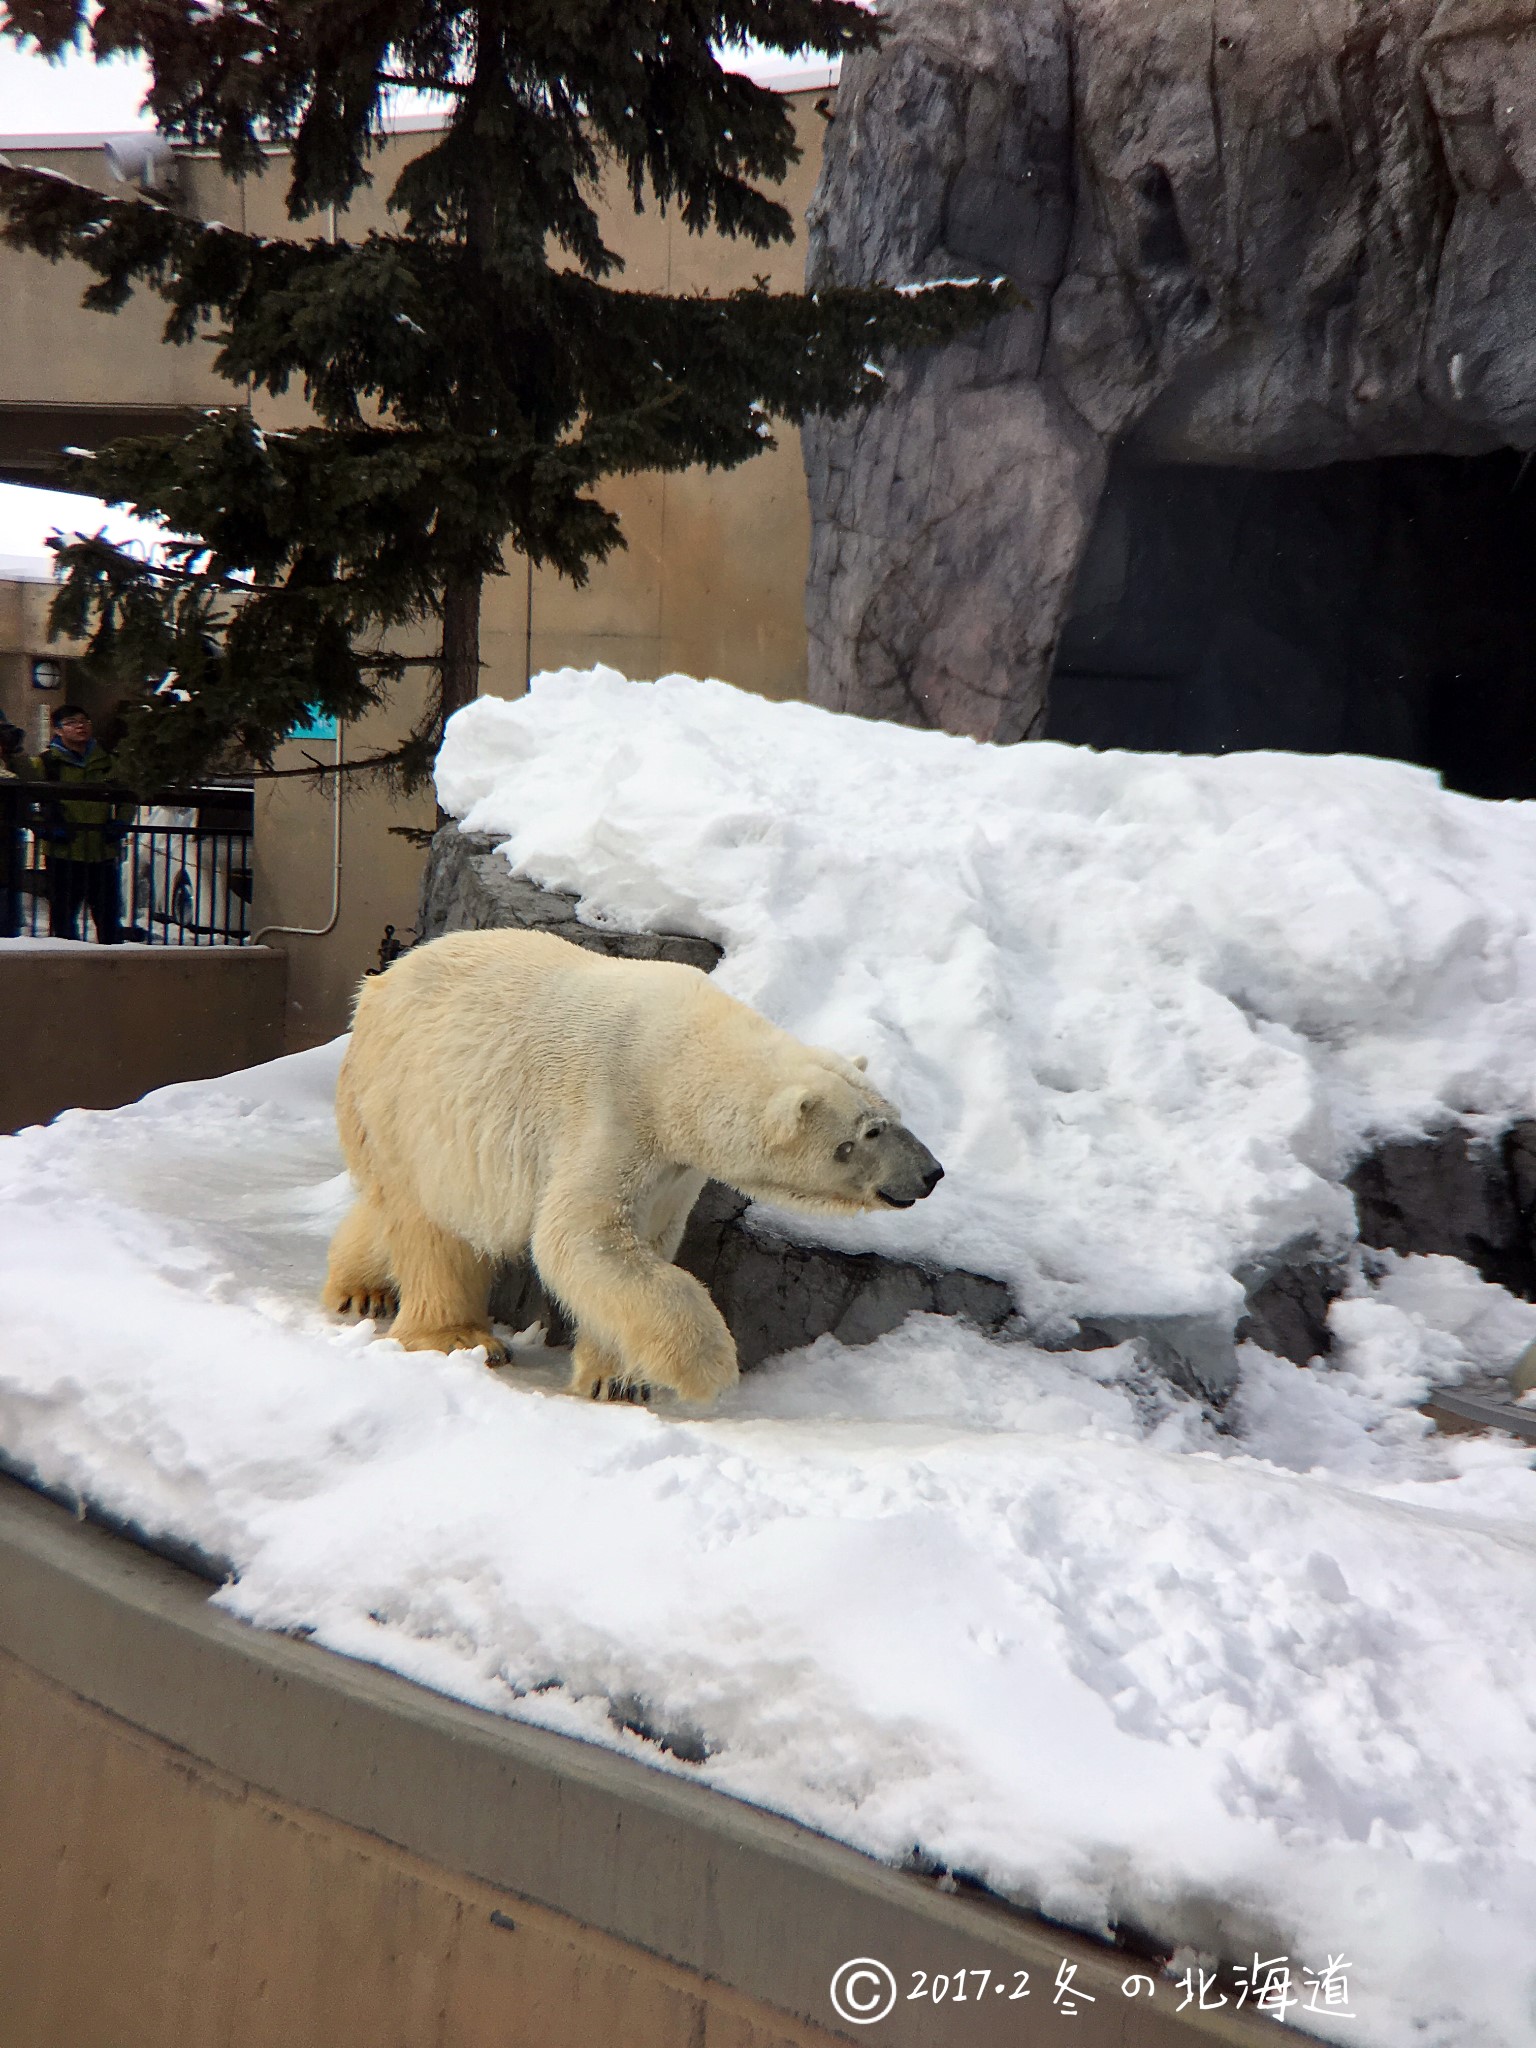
[439,669,1536,1327]
[2,1050,1535,2046]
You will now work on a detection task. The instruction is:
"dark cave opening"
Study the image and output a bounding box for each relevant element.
[1045,449,1536,800]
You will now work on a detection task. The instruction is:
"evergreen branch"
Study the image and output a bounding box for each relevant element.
[375,71,465,93]
[2,0,995,794]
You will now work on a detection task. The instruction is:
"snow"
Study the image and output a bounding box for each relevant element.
[5,672,1536,2044]
[0,482,181,580]
[0,937,165,952]
[438,669,1536,1334]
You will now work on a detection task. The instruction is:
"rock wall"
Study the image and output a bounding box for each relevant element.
[419,827,723,973]
[806,0,1536,743]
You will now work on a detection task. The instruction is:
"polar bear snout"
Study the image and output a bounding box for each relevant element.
[763,1073,946,1215]
[875,1127,945,1209]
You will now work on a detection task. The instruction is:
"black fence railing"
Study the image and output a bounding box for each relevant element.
[0,780,255,946]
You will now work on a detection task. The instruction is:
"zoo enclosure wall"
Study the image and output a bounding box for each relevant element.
[0,1475,1280,2048]
[0,941,286,1134]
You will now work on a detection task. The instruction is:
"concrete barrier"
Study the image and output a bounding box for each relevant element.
[0,943,287,1133]
[0,1477,1280,2048]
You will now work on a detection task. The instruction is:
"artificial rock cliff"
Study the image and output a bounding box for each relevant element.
[804,0,1536,755]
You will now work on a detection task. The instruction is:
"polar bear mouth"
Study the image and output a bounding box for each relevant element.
[877,1190,917,1209]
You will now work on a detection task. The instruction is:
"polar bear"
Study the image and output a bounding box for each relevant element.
[323,928,944,1402]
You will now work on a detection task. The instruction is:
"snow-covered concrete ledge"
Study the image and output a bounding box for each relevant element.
[0,1475,1271,2048]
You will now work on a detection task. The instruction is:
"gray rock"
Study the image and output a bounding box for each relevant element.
[673,1181,1014,1369]
[1235,1253,1341,1371]
[805,0,1536,743]
[1072,1313,1245,1407]
[1348,1120,1536,1299]
[419,825,723,972]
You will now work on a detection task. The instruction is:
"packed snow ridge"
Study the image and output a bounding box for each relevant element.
[439,667,1536,1335]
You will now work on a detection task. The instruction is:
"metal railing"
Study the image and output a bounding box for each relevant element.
[0,780,255,946]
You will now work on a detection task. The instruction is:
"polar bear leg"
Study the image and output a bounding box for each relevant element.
[566,1176,712,1402]
[322,1195,399,1321]
[386,1197,505,1363]
[534,1191,737,1404]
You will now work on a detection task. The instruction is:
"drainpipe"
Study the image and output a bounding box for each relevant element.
[251,722,344,945]
[250,190,346,951]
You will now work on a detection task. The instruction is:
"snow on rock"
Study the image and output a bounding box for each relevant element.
[437,668,1536,1332]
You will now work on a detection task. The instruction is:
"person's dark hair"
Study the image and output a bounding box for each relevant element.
[0,721,23,759]
[51,703,90,727]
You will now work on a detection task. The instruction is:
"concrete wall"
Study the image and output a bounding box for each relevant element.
[508,90,828,700]
[0,1651,836,2048]
[252,684,436,1050]
[0,572,89,756]
[0,146,229,422]
[0,944,287,1132]
[244,95,832,1046]
[0,1477,1274,2048]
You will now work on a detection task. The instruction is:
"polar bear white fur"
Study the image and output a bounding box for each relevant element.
[323,928,943,1402]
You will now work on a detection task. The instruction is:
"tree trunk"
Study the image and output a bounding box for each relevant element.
[439,568,483,730]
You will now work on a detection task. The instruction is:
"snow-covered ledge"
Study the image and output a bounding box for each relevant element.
[0,1474,1274,2048]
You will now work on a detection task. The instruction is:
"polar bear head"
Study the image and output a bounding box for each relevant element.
[748,1062,945,1217]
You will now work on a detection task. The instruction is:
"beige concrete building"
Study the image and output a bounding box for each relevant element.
[0,91,831,1043]
[0,567,84,755]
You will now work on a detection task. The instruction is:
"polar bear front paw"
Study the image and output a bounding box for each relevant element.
[591,1379,652,1405]
[323,1281,399,1321]
[569,1338,637,1403]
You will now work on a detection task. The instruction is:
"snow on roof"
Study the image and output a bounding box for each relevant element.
[0,553,55,583]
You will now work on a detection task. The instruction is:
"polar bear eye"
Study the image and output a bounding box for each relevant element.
[864,1123,886,1141]
[835,1140,855,1163]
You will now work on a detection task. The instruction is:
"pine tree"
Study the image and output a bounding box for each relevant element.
[0,3,1005,790]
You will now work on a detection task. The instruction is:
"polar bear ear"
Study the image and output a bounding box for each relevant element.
[765,1082,817,1145]
[849,1054,869,1071]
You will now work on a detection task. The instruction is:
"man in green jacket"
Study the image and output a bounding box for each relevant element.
[32,704,134,944]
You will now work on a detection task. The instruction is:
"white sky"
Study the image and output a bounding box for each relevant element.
[0,37,152,138]
[0,34,837,570]
[0,35,837,142]
[0,486,176,581]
